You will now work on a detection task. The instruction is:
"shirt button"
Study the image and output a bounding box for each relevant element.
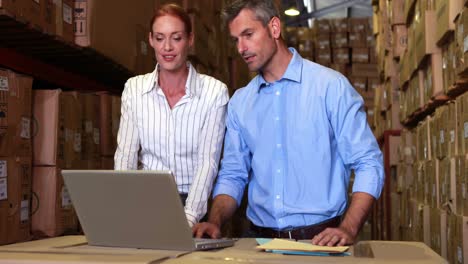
[276,195,280,199]
[275,117,280,121]
[277,169,281,173]
[276,143,282,148]
[275,91,280,96]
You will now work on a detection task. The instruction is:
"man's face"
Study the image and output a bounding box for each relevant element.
[149,15,193,73]
[229,9,277,72]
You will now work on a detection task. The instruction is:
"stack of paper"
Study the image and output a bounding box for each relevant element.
[256,238,350,256]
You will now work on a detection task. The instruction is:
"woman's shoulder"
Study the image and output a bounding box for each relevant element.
[124,71,156,92]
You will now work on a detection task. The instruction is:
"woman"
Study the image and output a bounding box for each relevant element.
[114,3,229,227]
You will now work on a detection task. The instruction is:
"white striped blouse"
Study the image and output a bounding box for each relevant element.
[114,63,229,226]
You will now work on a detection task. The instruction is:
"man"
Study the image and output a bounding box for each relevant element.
[193,0,384,246]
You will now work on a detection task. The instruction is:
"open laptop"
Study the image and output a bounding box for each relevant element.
[61,170,235,251]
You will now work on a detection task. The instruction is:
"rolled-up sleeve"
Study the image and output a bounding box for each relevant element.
[327,76,384,199]
[212,99,251,206]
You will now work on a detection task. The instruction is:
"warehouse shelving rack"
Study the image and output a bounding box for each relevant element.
[0,10,132,93]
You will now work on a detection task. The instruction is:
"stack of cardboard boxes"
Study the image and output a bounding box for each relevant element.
[0,69,33,245]
[375,0,468,263]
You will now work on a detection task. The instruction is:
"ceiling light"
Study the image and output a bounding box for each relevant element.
[284,7,300,16]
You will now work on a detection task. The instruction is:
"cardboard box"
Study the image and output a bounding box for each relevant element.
[31,166,78,237]
[439,158,450,208]
[435,0,464,46]
[314,19,330,34]
[331,33,348,48]
[351,63,379,78]
[40,0,56,35]
[80,93,100,166]
[440,105,450,159]
[349,32,367,48]
[458,92,468,155]
[329,64,348,76]
[315,47,331,65]
[0,157,32,245]
[333,48,349,64]
[101,156,114,169]
[414,10,439,68]
[330,18,348,33]
[455,7,468,77]
[454,214,468,264]
[453,156,466,216]
[0,70,33,158]
[391,0,405,25]
[23,0,42,30]
[352,47,369,63]
[393,24,408,59]
[74,0,154,73]
[98,93,116,156]
[420,52,444,104]
[0,0,20,16]
[348,17,370,33]
[54,0,74,43]
[430,207,442,255]
[33,90,83,169]
[315,34,330,49]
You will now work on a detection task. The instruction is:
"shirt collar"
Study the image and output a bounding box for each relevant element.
[256,47,303,93]
[143,62,200,97]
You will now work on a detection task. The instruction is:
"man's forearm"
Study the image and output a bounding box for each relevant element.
[340,192,375,238]
[208,194,238,228]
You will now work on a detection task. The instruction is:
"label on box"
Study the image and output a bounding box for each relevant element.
[93,128,100,145]
[20,117,31,139]
[0,160,6,178]
[20,200,29,222]
[465,122,468,138]
[74,132,81,152]
[61,186,72,208]
[440,130,445,143]
[458,246,462,263]
[404,147,411,156]
[63,4,73,24]
[65,128,72,142]
[0,76,8,91]
[0,178,6,200]
[85,121,92,133]
[450,130,455,143]
[140,41,148,55]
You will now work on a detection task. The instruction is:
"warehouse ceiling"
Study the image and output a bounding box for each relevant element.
[282,0,373,27]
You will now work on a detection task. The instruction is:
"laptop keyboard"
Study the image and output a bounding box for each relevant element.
[194,238,229,244]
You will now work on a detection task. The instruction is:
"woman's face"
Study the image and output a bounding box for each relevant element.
[149,15,193,73]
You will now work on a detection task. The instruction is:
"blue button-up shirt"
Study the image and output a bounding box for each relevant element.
[213,48,384,230]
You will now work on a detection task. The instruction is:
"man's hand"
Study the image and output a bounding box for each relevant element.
[312,192,375,246]
[311,226,355,246]
[192,222,222,239]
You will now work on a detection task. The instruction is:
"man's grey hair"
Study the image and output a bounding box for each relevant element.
[221,0,280,27]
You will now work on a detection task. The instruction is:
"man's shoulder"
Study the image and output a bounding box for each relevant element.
[230,76,260,101]
[302,59,344,82]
